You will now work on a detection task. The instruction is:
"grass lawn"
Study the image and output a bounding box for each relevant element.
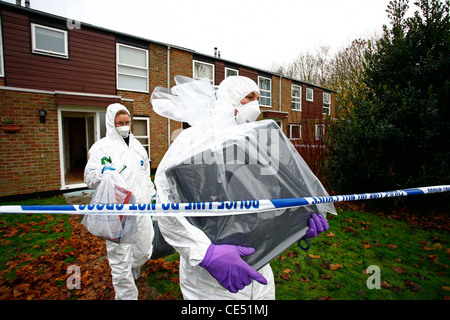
[271,207,449,300]
[0,196,448,300]
[141,205,449,300]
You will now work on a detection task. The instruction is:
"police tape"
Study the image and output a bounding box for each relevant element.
[0,185,448,217]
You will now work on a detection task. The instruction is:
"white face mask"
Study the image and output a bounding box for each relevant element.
[116,126,130,138]
[235,100,261,124]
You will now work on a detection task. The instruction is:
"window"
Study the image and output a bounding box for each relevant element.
[274,119,283,130]
[225,67,238,77]
[193,60,215,84]
[117,43,149,92]
[315,123,325,141]
[323,92,331,115]
[31,23,68,58]
[289,124,301,140]
[306,88,314,102]
[0,17,4,77]
[291,85,302,111]
[258,76,271,107]
[133,117,150,158]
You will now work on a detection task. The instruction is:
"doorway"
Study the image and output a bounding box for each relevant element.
[59,109,106,189]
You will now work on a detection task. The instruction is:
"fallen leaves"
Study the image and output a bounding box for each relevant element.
[329,263,344,271]
[392,266,407,274]
[0,215,180,300]
[386,244,398,250]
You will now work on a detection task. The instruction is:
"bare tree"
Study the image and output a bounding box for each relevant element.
[269,37,377,116]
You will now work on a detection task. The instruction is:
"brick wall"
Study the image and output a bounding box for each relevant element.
[0,89,60,197]
[148,44,169,169]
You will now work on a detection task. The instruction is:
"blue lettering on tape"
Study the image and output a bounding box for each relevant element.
[171,203,180,210]
[21,205,77,212]
[270,198,309,208]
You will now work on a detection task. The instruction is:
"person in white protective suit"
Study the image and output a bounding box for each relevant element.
[153,76,273,299]
[152,76,332,300]
[84,103,156,300]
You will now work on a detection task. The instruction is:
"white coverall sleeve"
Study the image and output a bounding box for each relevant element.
[156,196,211,267]
[84,143,105,189]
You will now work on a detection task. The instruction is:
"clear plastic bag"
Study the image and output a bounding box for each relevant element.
[152,76,337,270]
[82,170,137,244]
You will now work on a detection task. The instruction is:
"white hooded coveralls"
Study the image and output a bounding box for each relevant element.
[84,103,155,300]
[152,76,275,300]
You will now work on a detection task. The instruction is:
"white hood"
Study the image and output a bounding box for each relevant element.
[106,103,130,140]
[213,76,260,128]
[151,75,260,130]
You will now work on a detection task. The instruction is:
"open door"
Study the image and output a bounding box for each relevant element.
[59,109,105,189]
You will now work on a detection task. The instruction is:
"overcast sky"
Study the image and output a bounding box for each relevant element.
[3,0,414,70]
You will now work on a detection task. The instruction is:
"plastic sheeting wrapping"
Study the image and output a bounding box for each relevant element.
[158,121,336,270]
[82,170,137,244]
[152,76,336,270]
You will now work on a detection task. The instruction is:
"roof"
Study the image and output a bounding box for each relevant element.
[0,1,334,92]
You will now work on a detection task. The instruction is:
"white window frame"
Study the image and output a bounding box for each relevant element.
[116,43,149,93]
[225,67,239,78]
[315,123,325,141]
[57,106,105,190]
[289,124,301,141]
[258,76,272,107]
[31,23,69,58]
[291,84,302,111]
[133,116,151,159]
[274,119,283,130]
[306,87,314,102]
[323,92,331,115]
[193,60,215,84]
[0,17,4,77]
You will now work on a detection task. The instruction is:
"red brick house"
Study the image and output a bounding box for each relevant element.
[0,2,335,198]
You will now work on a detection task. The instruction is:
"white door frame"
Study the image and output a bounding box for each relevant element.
[58,106,105,190]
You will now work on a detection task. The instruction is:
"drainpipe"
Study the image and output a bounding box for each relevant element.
[279,74,282,112]
[167,45,171,147]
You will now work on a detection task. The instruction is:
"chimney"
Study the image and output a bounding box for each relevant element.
[16,0,21,6]
[214,47,218,58]
[25,0,30,8]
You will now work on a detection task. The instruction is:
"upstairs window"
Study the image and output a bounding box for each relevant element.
[306,87,314,102]
[258,76,271,107]
[31,23,68,58]
[291,84,302,111]
[193,60,215,84]
[323,92,331,115]
[225,67,238,77]
[117,43,149,92]
[0,17,4,76]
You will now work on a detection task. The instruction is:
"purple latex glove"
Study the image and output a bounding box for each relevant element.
[304,213,329,239]
[200,244,267,293]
